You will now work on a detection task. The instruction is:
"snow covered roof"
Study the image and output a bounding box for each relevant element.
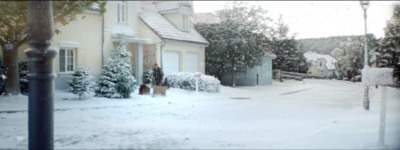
[192,13,221,25]
[154,1,180,13]
[304,52,337,70]
[264,51,277,58]
[154,1,192,14]
[140,2,208,46]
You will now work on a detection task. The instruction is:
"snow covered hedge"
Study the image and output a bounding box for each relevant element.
[165,72,220,93]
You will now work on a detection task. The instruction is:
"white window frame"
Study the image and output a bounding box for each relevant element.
[59,48,76,74]
[117,1,127,24]
[182,14,189,31]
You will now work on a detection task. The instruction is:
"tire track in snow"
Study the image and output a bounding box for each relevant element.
[0,104,153,114]
[279,86,316,95]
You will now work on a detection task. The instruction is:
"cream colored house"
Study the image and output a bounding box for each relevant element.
[45,1,208,89]
[51,4,103,89]
[138,1,208,76]
[304,51,337,78]
[0,1,208,90]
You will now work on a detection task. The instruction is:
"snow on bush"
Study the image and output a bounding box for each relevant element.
[165,72,220,93]
[142,69,153,84]
[94,40,137,98]
[69,66,93,100]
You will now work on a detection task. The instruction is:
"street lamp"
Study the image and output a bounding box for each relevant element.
[360,0,370,110]
[26,1,56,149]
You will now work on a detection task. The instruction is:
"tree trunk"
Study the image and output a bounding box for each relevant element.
[1,43,20,96]
[231,61,236,87]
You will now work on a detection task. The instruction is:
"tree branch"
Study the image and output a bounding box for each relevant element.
[16,35,28,48]
[0,35,5,44]
[53,3,81,26]
[15,23,26,34]
[0,30,7,39]
[0,17,13,29]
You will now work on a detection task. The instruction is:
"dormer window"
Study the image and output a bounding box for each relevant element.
[117,1,127,23]
[182,14,189,31]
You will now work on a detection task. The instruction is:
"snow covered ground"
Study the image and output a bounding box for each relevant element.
[0,79,399,149]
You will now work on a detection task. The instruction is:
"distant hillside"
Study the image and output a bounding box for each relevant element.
[297,35,365,55]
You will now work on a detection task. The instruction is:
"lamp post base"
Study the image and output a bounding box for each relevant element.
[363,85,369,110]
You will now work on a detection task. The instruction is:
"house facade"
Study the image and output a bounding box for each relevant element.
[16,1,208,90]
[304,51,337,78]
[138,1,208,77]
[50,1,146,90]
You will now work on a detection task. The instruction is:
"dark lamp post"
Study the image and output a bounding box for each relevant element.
[360,1,369,9]
[26,1,56,149]
[360,0,370,110]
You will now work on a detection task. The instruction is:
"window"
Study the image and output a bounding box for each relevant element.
[59,48,76,73]
[319,61,322,67]
[182,14,189,31]
[117,1,127,23]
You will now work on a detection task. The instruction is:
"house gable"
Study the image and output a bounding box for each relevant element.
[139,1,208,46]
[304,51,337,70]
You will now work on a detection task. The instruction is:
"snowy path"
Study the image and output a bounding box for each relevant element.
[0,79,399,149]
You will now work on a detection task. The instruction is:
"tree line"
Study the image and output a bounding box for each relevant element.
[194,2,308,86]
[195,2,399,85]
[330,3,399,82]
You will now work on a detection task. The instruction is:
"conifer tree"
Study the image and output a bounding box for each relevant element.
[95,40,137,98]
[69,66,92,100]
[195,2,272,86]
[268,16,308,73]
[374,4,400,85]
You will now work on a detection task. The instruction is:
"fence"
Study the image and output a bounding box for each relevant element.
[275,70,327,81]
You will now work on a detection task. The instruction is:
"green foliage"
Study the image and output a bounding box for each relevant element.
[268,16,308,73]
[94,40,137,98]
[142,69,153,84]
[297,36,352,55]
[69,66,92,100]
[331,34,378,72]
[374,4,400,68]
[0,1,106,95]
[195,23,226,80]
[0,1,107,45]
[194,2,272,82]
[165,73,220,93]
[373,4,400,85]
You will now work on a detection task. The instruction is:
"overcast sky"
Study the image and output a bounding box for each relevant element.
[193,1,398,39]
